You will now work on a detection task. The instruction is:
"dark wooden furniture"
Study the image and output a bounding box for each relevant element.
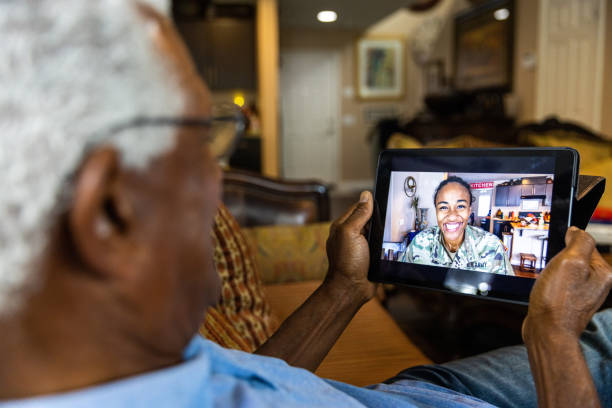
[174,3,256,91]
[402,115,516,145]
[229,137,261,173]
[515,116,612,145]
[222,169,330,227]
[519,253,537,272]
[384,115,612,149]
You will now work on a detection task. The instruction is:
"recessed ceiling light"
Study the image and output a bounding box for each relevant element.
[317,10,337,23]
[494,8,510,21]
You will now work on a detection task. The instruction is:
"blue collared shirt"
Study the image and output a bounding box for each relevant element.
[0,336,495,407]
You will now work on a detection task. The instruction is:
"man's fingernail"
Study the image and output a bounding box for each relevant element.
[360,191,369,203]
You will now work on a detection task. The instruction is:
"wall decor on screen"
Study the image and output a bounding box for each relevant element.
[356,38,405,100]
[454,0,514,92]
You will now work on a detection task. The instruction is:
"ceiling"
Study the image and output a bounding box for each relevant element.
[175,0,427,30]
[277,0,417,30]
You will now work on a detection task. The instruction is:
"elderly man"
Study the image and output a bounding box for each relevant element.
[0,1,611,407]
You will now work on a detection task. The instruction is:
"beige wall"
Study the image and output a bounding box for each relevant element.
[279,1,461,183]
[339,39,420,181]
[279,0,612,183]
[281,28,417,182]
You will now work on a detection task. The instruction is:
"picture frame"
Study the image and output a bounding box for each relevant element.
[356,38,405,100]
[454,0,515,92]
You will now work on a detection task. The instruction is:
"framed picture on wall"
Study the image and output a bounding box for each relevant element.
[356,38,405,100]
[454,0,515,92]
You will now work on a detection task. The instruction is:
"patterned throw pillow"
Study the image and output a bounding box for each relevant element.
[199,205,277,352]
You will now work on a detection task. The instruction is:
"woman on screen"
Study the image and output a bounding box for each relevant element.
[399,176,514,275]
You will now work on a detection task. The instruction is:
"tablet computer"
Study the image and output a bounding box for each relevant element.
[368,148,579,304]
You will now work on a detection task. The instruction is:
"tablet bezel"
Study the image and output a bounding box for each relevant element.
[368,147,579,304]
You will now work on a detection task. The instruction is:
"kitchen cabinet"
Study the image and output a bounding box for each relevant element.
[521,183,547,197]
[507,185,522,206]
[495,185,522,206]
[521,184,533,196]
[495,186,509,206]
[533,184,547,195]
[495,181,550,207]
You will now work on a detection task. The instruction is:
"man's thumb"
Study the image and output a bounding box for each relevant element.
[345,191,373,229]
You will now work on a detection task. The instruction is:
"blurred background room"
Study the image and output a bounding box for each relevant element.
[172,0,612,361]
[172,0,611,232]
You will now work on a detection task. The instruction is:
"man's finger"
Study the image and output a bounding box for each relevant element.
[344,191,373,231]
[564,227,596,258]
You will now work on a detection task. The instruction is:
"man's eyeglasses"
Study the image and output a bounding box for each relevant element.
[98,104,247,162]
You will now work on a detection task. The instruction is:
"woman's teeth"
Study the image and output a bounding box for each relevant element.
[445,222,462,232]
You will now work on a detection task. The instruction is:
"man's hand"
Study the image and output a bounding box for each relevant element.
[523,226,612,342]
[325,190,376,304]
[255,191,376,371]
[522,226,612,408]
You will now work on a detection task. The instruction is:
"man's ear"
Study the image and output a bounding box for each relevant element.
[69,147,132,277]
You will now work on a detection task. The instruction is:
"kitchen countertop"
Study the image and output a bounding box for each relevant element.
[510,222,549,231]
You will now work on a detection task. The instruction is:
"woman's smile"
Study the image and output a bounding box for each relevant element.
[443,222,463,232]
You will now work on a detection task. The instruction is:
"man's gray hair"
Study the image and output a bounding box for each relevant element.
[0,0,186,312]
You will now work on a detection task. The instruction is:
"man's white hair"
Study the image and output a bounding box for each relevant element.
[0,0,186,312]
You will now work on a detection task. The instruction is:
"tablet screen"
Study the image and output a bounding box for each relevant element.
[382,171,553,279]
[369,148,578,303]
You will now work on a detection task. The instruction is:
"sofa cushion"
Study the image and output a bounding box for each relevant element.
[242,222,331,284]
[386,133,423,149]
[199,205,277,352]
[386,133,513,149]
[524,131,612,164]
[425,134,514,148]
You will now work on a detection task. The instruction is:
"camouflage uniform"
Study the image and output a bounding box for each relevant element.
[399,225,514,276]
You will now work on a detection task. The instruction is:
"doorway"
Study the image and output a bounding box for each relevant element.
[280,49,341,183]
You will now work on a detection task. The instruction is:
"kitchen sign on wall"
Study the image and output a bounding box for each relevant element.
[470,182,494,189]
